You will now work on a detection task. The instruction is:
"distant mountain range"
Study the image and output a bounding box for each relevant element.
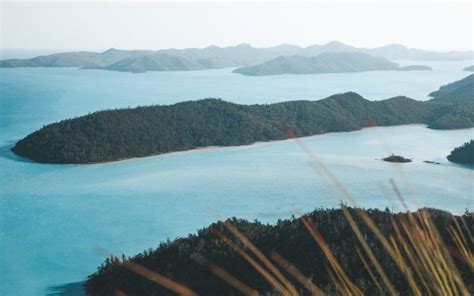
[447,140,474,164]
[464,65,474,72]
[1,41,472,73]
[232,52,432,76]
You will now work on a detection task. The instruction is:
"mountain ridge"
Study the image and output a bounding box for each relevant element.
[1,41,472,73]
[11,90,474,164]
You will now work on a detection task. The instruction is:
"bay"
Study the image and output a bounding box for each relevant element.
[0,59,473,295]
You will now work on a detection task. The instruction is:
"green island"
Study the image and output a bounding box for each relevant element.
[232,52,431,76]
[429,74,474,103]
[84,207,473,295]
[447,140,474,164]
[12,88,474,164]
[382,154,412,163]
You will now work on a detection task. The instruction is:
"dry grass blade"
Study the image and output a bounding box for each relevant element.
[355,248,384,295]
[300,216,362,296]
[389,217,432,296]
[223,221,300,296]
[121,260,199,296]
[211,228,291,295]
[388,179,468,294]
[270,251,325,296]
[208,263,259,296]
[447,226,474,270]
[398,212,469,295]
[325,267,346,295]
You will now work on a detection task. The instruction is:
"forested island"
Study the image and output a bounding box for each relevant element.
[12,90,474,164]
[463,65,474,72]
[447,140,474,164]
[0,42,471,73]
[232,53,431,76]
[84,207,473,295]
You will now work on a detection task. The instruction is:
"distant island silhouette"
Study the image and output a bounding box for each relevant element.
[1,41,471,73]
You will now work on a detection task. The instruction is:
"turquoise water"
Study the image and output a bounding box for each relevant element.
[0,61,473,295]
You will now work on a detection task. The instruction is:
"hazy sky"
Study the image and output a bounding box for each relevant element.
[1,1,472,51]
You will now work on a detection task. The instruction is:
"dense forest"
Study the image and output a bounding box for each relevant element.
[12,92,474,163]
[429,74,474,103]
[447,140,474,164]
[84,207,473,295]
[1,42,472,72]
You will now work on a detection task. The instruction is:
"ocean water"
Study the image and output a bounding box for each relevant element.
[0,60,473,295]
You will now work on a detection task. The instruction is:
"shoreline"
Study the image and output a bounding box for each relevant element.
[14,124,474,166]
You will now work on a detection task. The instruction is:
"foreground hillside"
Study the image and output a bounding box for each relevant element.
[85,207,473,295]
[232,52,426,76]
[12,92,474,164]
[447,140,474,164]
[233,52,398,76]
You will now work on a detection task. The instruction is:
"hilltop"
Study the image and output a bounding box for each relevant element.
[232,52,399,75]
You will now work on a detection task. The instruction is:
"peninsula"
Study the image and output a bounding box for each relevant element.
[429,74,474,103]
[84,207,473,295]
[232,52,433,76]
[12,90,474,164]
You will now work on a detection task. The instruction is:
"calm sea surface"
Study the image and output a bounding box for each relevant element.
[0,59,473,295]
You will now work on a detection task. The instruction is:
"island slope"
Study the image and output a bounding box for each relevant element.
[12,92,474,164]
[429,74,474,103]
[447,140,474,164]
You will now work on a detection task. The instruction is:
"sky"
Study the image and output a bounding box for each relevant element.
[0,1,472,52]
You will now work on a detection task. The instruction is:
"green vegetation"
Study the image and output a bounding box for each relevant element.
[447,140,474,164]
[233,52,399,76]
[1,42,472,73]
[102,53,207,73]
[12,92,474,164]
[382,154,412,163]
[84,207,473,295]
[396,65,432,71]
[429,74,474,103]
